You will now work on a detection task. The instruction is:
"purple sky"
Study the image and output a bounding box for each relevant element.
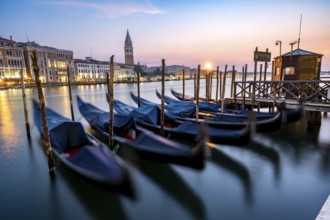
[2,0,330,71]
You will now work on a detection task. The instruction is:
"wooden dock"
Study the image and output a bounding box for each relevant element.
[229,80,330,112]
[226,97,330,112]
[316,194,330,220]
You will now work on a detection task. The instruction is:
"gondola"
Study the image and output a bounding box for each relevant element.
[113,99,251,146]
[169,88,302,124]
[130,91,283,133]
[32,100,135,198]
[171,87,212,102]
[76,96,206,170]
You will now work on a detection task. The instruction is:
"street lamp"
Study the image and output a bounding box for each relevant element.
[275,40,282,56]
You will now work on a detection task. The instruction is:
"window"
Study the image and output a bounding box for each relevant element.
[284,67,295,75]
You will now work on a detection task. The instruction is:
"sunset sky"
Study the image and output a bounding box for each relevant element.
[2,0,330,71]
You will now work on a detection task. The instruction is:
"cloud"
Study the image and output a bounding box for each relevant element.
[45,0,163,19]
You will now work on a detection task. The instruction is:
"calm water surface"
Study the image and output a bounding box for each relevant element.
[0,80,330,220]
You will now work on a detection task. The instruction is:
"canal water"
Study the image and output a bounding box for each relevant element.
[0,80,330,220]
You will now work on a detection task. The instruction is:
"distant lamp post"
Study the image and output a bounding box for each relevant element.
[205,62,212,101]
[275,40,282,56]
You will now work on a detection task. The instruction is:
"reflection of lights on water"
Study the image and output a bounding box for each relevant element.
[0,96,16,153]
[318,115,330,148]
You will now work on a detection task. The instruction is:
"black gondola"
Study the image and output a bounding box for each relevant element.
[168,88,302,124]
[76,96,206,170]
[130,91,283,133]
[113,98,251,146]
[32,100,135,198]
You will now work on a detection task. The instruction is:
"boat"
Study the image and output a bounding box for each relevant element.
[130,91,283,133]
[171,87,213,102]
[32,100,135,198]
[113,99,251,146]
[154,90,221,114]
[169,88,302,124]
[76,96,206,170]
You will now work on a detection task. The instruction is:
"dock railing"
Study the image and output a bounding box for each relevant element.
[233,80,330,107]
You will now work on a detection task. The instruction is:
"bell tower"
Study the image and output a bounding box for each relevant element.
[124,29,134,65]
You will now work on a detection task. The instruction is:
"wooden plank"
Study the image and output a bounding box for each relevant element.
[316,194,330,220]
[226,97,330,112]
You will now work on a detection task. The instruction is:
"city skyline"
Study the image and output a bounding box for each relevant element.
[2,0,330,71]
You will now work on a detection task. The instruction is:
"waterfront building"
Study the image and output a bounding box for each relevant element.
[0,36,27,86]
[166,65,191,79]
[118,64,135,82]
[144,65,191,80]
[124,30,134,65]
[74,57,136,83]
[19,41,74,83]
[273,48,323,81]
[74,57,111,83]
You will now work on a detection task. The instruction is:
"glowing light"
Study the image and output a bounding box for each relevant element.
[205,62,212,70]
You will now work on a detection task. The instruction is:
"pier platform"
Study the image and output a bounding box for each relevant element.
[225,97,330,112]
[316,194,330,220]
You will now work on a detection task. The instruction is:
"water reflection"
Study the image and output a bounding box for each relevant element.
[250,136,281,180]
[118,146,205,220]
[2,84,330,220]
[0,92,20,153]
[318,115,330,148]
[210,147,253,204]
[55,165,127,220]
[265,116,321,164]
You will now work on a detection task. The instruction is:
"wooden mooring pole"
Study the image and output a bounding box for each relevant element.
[263,48,269,83]
[196,65,200,122]
[216,66,219,102]
[20,67,31,139]
[209,68,212,101]
[107,55,115,148]
[194,72,197,101]
[219,70,222,103]
[230,65,235,98]
[221,65,228,114]
[182,69,185,100]
[258,63,263,96]
[307,111,322,131]
[160,59,165,136]
[205,68,209,102]
[241,65,246,110]
[31,50,55,174]
[66,67,75,121]
[137,70,141,108]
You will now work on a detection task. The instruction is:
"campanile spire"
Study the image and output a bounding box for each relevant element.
[124,29,134,65]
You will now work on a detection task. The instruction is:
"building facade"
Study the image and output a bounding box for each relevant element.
[117,64,135,82]
[0,36,27,86]
[74,57,136,83]
[124,30,134,65]
[74,57,111,83]
[19,41,74,83]
[166,65,191,79]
